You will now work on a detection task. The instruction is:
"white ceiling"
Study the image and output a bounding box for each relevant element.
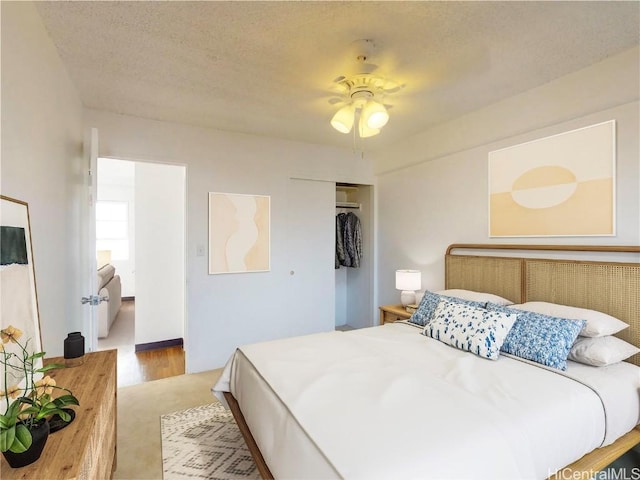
[35,1,640,151]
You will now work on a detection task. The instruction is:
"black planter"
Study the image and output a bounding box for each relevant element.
[64,332,85,359]
[2,419,50,468]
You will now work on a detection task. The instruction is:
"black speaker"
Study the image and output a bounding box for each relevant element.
[64,332,85,359]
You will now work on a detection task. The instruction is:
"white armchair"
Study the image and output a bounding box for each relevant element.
[96,264,122,338]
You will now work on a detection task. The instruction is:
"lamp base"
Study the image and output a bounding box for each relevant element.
[400,290,416,307]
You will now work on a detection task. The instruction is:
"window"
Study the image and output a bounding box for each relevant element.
[96,201,129,260]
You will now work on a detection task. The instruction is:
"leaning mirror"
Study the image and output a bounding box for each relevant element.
[0,195,42,395]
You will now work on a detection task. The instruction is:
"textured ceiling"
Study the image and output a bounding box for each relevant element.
[35,1,640,151]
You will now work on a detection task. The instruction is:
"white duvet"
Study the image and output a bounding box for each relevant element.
[214,322,640,480]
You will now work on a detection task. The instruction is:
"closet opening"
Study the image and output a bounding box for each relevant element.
[335,183,373,330]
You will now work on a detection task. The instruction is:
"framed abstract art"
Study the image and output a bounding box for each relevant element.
[0,195,42,393]
[208,192,270,274]
[488,120,615,237]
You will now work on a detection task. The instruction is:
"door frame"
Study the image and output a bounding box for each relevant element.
[82,128,99,352]
[92,155,189,369]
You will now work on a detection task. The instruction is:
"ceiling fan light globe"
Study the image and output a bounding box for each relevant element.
[362,100,389,129]
[358,113,380,138]
[367,110,389,129]
[331,105,355,134]
[359,126,380,138]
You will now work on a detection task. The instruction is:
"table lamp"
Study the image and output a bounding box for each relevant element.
[395,269,422,306]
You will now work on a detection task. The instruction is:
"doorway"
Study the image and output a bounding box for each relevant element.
[95,158,186,386]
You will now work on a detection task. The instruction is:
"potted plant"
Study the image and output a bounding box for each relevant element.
[0,326,79,468]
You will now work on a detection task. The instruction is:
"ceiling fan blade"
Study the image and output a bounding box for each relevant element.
[380,80,406,94]
[358,62,379,75]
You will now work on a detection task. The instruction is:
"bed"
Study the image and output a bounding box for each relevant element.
[213,244,640,479]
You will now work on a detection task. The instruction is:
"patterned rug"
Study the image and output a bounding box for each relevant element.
[161,403,260,479]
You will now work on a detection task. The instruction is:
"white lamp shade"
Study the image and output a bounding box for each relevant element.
[358,112,380,138]
[331,104,355,133]
[395,269,421,291]
[362,100,389,129]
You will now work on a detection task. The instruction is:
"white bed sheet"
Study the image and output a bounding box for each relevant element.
[563,358,640,446]
[214,322,640,479]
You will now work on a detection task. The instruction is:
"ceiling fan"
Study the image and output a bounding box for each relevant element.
[329,40,403,138]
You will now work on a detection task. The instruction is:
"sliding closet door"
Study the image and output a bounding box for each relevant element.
[286,178,335,335]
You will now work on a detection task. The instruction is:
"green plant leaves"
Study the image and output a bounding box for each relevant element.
[27,352,46,362]
[0,424,15,452]
[0,413,15,429]
[53,395,79,408]
[0,404,21,451]
[1,328,78,453]
[0,423,33,454]
[4,398,25,419]
[58,410,71,422]
[9,423,33,454]
[36,362,65,374]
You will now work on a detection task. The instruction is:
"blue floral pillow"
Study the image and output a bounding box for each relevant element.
[423,299,518,360]
[487,303,586,370]
[409,290,486,327]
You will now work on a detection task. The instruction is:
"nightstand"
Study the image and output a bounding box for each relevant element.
[379,304,413,324]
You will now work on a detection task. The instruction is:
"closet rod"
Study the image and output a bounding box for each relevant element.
[336,202,361,210]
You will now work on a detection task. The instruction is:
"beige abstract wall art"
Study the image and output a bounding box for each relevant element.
[488,120,615,237]
[209,192,270,274]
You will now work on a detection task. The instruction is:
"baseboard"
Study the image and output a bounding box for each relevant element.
[122,296,135,302]
[135,338,183,353]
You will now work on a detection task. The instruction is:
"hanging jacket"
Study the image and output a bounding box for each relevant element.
[342,212,362,268]
[335,213,346,269]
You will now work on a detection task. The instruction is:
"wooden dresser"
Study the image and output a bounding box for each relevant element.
[1,349,117,479]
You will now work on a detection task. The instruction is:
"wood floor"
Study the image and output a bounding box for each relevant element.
[118,346,185,386]
[98,300,185,387]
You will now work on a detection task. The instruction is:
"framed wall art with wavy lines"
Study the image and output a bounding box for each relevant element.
[208,192,270,274]
[488,120,615,237]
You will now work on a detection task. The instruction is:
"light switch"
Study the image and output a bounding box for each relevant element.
[196,245,205,257]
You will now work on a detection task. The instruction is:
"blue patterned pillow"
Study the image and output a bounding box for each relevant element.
[487,303,586,370]
[409,290,486,327]
[423,299,518,360]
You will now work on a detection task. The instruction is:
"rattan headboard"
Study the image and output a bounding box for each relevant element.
[445,244,640,366]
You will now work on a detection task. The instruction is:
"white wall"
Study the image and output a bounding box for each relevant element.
[346,185,374,328]
[335,268,347,327]
[374,47,640,306]
[135,162,185,346]
[1,2,84,356]
[84,108,375,370]
[335,190,348,327]
[374,47,640,175]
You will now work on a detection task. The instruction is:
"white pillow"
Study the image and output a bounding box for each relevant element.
[515,301,628,338]
[436,289,514,306]
[568,336,639,367]
[423,299,518,360]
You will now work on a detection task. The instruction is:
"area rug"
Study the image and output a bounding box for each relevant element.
[161,403,260,479]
